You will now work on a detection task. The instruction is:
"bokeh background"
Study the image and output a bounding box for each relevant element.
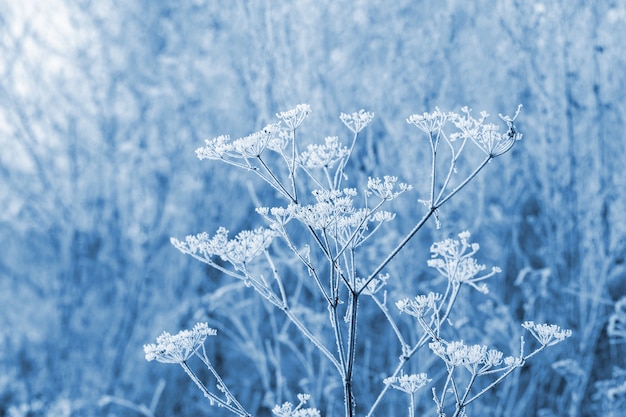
[1,1,625,416]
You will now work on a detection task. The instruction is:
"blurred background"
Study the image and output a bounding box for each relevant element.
[1,0,625,416]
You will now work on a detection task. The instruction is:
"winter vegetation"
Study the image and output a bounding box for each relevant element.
[1,1,625,416]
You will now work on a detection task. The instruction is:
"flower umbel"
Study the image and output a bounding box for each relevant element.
[406,107,452,135]
[340,109,374,134]
[396,292,442,318]
[522,321,572,346]
[298,136,349,169]
[171,227,277,268]
[451,105,523,156]
[384,371,430,394]
[427,231,500,293]
[272,393,320,417]
[144,323,217,363]
[276,104,311,130]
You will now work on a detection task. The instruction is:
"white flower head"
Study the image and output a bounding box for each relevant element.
[427,231,500,293]
[366,176,412,200]
[406,107,453,134]
[522,321,572,346]
[298,136,349,168]
[144,323,217,363]
[340,109,374,134]
[272,393,320,417]
[196,135,232,160]
[276,104,311,130]
[171,227,277,267]
[451,105,522,156]
[384,371,430,394]
[396,292,442,317]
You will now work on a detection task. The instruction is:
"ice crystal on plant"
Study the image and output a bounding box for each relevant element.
[427,231,500,293]
[272,393,320,417]
[340,109,374,134]
[396,292,442,317]
[298,136,349,168]
[428,340,510,374]
[276,104,311,130]
[406,107,452,134]
[384,371,430,394]
[292,188,357,230]
[171,227,277,266]
[522,321,572,346]
[144,323,216,364]
[451,105,523,156]
[196,135,232,160]
[366,176,412,200]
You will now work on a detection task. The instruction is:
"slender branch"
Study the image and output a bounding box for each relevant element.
[179,361,246,416]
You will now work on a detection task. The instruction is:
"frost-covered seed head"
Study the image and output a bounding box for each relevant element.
[522,321,573,346]
[144,323,216,363]
[384,371,430,394]
[276,104,311,130]
[340,109,374,134]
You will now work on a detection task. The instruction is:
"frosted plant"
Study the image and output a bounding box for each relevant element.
[144,324,251,417]
[276,104,311,130]
[144,322,216,364]
[522,321,573,347]
[427,231,501,294]
[146,103,571,417]
[339,109,374,134]
[272,393,320,417]
[384,372,430,417]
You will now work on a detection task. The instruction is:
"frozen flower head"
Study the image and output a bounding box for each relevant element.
[429,340,513,374]
[196,135,233,160]
[230,123,280,158]
[366,176,412,201]
[340,109,374,134]
[144,323,217,363]
[272,393,320,417]
[292,188,357,230]
[171,227,277,268]
[396,292,442,317]
[451,105,523,157]
[276,104,311,130]
[298,136,349,168]
[522,321,572,346]
[427,231,500,293]
[406,107,452,134]
[384,371,430,394]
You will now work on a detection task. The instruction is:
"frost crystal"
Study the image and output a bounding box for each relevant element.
[396,292,442,317]
[451,105,523,156]
[276,104,311,130]
[427,231,500,293]
[384,371,430,394]
[272,393,320,417]
[522,321,573,346]
[366,176,412,200]
[406,107,452,134]
[340,109,374,134]
[298,136,349,168]
[171,227,277,267]
[144,323,217,363]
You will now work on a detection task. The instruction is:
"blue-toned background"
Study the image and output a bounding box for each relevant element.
[1,1,625,416]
